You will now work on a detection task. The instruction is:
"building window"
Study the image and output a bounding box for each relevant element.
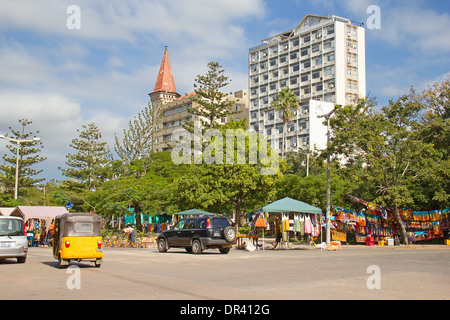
[324,66,334,76]
[301,48,309,57]
[301,74,309,82]
[324,40,333,49]
[270,58,277,67]
[303,60,311,69]
[303,35,311,44]
[260,85,267,94]
[327,53,335,62]
[315,30,322,39]
[315,57,322,66]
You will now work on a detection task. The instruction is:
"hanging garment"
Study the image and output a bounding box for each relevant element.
[282,230,288,242]
[293,214,301,232]
[299,214,305,236]
[305,214,314,234]
[255,213,267,228]
[283,214,290,232]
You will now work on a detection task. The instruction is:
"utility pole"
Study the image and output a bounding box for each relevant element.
[317,108,335,246]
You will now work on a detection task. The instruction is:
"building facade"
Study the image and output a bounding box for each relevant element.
[248,14,366,153]
[149,48,249,152]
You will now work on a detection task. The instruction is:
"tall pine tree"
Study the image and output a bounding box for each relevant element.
[114,99,165,163]
[0,119,46,200]
[61,123,111,191]
[184,61,239,132]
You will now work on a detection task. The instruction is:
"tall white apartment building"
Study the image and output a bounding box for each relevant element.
[248,14,366,153]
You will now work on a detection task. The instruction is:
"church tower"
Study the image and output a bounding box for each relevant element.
[149,46,180,105]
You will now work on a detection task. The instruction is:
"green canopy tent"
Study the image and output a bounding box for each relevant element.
[262,197,322,214]
[175,209,217,216]
[261,197,322,250]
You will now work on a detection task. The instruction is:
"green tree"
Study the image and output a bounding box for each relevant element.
[277,169,351,210]
[61,123,111,192]
[115,99,165,163]
[90,152,189,229]
[184,61,239,132]
[175,119,281,234]
[330,93,437,244]
[416,80,450,208]
[0,119,46,200]
[271,88,300,160]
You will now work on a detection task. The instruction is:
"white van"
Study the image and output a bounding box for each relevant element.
[0,216,28,263]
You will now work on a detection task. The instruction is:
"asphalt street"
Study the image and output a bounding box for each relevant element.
[0,245,449,300]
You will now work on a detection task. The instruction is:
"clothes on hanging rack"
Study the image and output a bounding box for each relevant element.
[305,214,314,234]
[293,214,301,232]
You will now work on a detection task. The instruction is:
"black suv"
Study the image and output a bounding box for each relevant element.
[157,216,236,254]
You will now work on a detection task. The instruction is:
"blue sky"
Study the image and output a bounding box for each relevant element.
[0,0,449,182]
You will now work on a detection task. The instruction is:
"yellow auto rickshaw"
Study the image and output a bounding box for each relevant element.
[52,213,103,268]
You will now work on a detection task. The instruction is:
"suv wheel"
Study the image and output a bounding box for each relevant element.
[157,238,168,252]
[219,247,230,254]
[223,226,236,243]
[191,239,203,254]
[17,257,26,264]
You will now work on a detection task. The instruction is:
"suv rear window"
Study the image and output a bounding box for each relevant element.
[0,219,23,237]
[210,218,230,228]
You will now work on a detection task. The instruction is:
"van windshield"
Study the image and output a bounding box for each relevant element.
[0,219,23,237]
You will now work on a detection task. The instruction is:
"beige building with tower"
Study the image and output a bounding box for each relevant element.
[149,47,249,152]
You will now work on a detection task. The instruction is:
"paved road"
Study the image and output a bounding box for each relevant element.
[0,245,449,300]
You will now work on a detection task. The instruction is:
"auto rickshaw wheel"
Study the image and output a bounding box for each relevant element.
[58,255,69,269]
[95,259,102,268]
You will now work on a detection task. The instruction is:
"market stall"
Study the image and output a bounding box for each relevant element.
[9,206,69,246]
[0,207,14,216]
[173,208,217,217]
[333,195,450,245]
[260,197,323,250]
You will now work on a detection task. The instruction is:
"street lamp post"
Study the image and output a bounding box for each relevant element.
[317,108,335,246]
[293,147,310,177]
[0,135,41,199]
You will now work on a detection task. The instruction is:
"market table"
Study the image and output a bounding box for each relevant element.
[235,234,258,249]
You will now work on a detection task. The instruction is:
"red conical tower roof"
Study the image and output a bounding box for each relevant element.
[153,46,177,94]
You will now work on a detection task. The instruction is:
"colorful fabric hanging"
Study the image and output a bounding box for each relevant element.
[305,214,313,234]
[293,214,301,232]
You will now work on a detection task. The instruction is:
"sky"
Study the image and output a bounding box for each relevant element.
[0,0,449,183]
